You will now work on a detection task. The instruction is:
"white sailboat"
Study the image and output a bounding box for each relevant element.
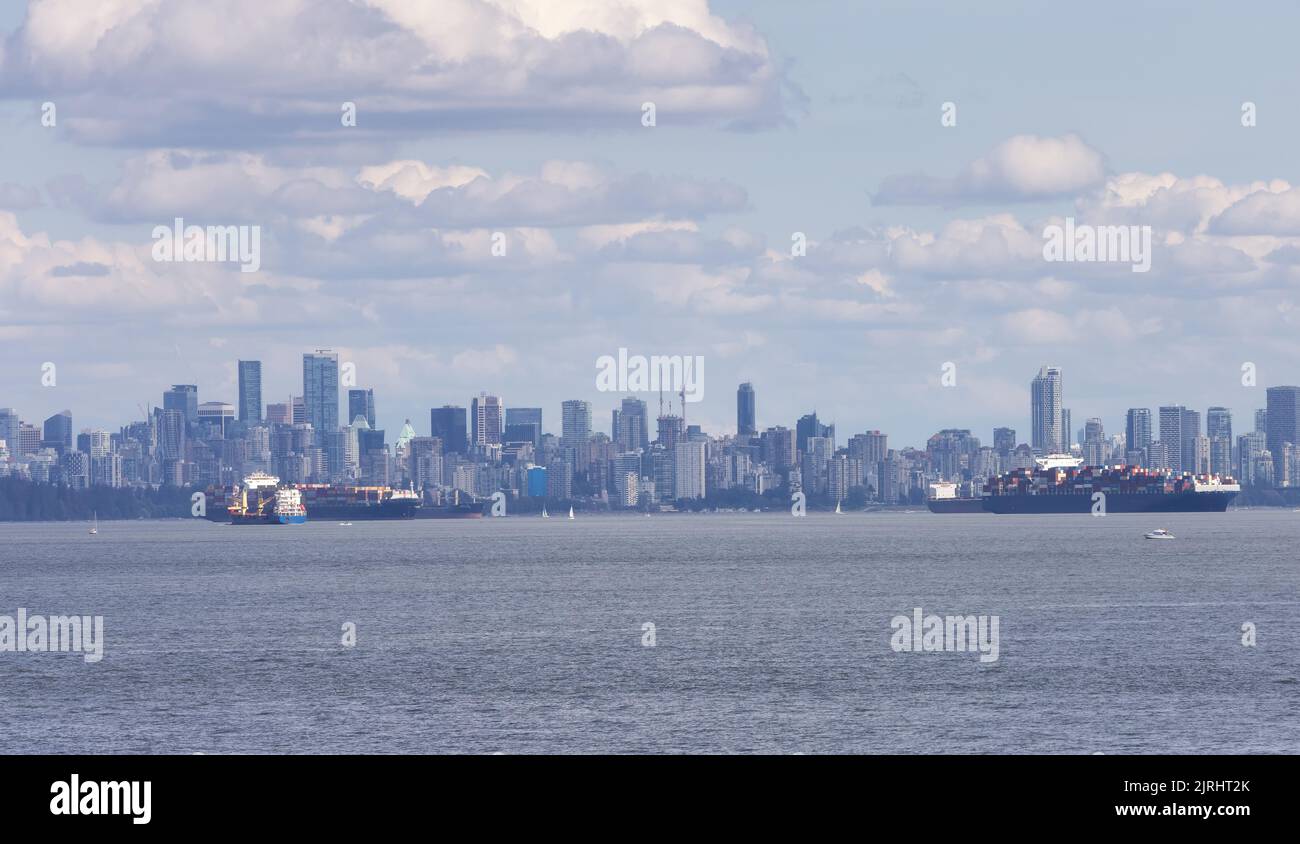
[835,499,843,514]
[568,506,575,520]
[89,511,98,535]
[541,505,549,518]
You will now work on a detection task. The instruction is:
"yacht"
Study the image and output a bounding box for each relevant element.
[1144,528,1175,540]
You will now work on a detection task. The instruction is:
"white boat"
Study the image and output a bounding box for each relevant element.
[1144,528,1175,540]
[835,500,843,514]
[89,512,98,535]
[541,506,549,519]
[568,507,575,520]
[338,522,353,526]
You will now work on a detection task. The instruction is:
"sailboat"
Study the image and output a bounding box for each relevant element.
[89,511,98,535]
[835,500,843,514]
[541,505,549,518]
[568,506,575,520]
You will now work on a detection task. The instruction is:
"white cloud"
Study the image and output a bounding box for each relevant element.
[875,134,1107,205]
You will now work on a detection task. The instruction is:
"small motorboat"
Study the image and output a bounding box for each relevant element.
[338,522,353,526]
[1144,528,1175,540]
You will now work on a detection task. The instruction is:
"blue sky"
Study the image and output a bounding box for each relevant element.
[2,0,1299,446]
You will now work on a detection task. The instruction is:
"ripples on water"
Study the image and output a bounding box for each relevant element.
[1,512,1296,754]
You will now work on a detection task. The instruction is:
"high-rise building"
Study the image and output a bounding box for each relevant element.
[348,388,375,429]
[1030,366,1063,453]
[42,410,72,453]
[1255,409,1268,433]
[471,393,504,446]
[1266,386,1300,485]
[1237,431,1267,486]
[1180,409,1201,476]
[197,402,235,438]
[430,406,468,454]
[1158,406,1186,473]
[737,382,756,437]
[993,427,1015,456]
[266,401,292,426]
[673,440,706,500]
[302,351,339,435]
[614,397,649,453]
[164,385,198,426]
[237,360,262,424]
[560,400,591,451]
[1125,408,1152,457]
[1207,406,1233,477]
[1207,407,1232,442]
[504,408,542,448]
[0,408,19,459]
[796,412,834,453]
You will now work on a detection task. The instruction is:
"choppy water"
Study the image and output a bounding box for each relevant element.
[1,511,1296,754]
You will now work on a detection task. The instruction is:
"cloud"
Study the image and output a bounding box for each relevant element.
[50,150,748,229]
[1210,187,1300,236]
[875,134,1107,205]
[0,183,42,209]
[0,0,793,146]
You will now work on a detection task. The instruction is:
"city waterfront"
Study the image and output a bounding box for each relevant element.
[1,512,1296,754]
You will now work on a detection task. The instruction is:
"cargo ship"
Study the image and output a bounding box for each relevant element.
[979,455,1239,514]
[926,482,984,513]
[296,484,419,520]
[228,472,307,525]
[413,489,483,519]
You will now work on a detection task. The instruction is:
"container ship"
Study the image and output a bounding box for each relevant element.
[926,481,985,513]
[413,489,483,519]
[296,484,420,520]
[228,472,307,525]
[979,455,1240,514]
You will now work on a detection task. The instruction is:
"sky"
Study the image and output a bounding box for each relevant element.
[2,0,1300,447]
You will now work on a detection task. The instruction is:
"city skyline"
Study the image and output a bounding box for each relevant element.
[3,351,1296,466]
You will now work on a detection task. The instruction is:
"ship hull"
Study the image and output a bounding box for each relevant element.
[413,504,483,519]
[926,498,985,513]
[982,490,1236,514]
[230,513,306,525]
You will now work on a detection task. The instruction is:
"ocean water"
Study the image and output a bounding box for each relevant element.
[1,511,1296,754]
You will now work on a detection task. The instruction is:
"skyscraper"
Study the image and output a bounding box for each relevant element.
[302,351,339,434]
[1180,408,1201,475]
[1266,386,1300,484]
[505,407,542,448]
[1030,366,1063,453]
[561,399,592,450]
[1207,407,1232,477]
[237,360,262,424]
[612,397,649,453]
[430,406,468,454]
[993,427,1016,456]
[348,388,375,428]
[42,410,72,453]
[471,393,504,446]
[1125,408,1152,455]
[737,382,756,437]
[164,385,198,426]
[1158,406,1185,473]
[0,408,19,458]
